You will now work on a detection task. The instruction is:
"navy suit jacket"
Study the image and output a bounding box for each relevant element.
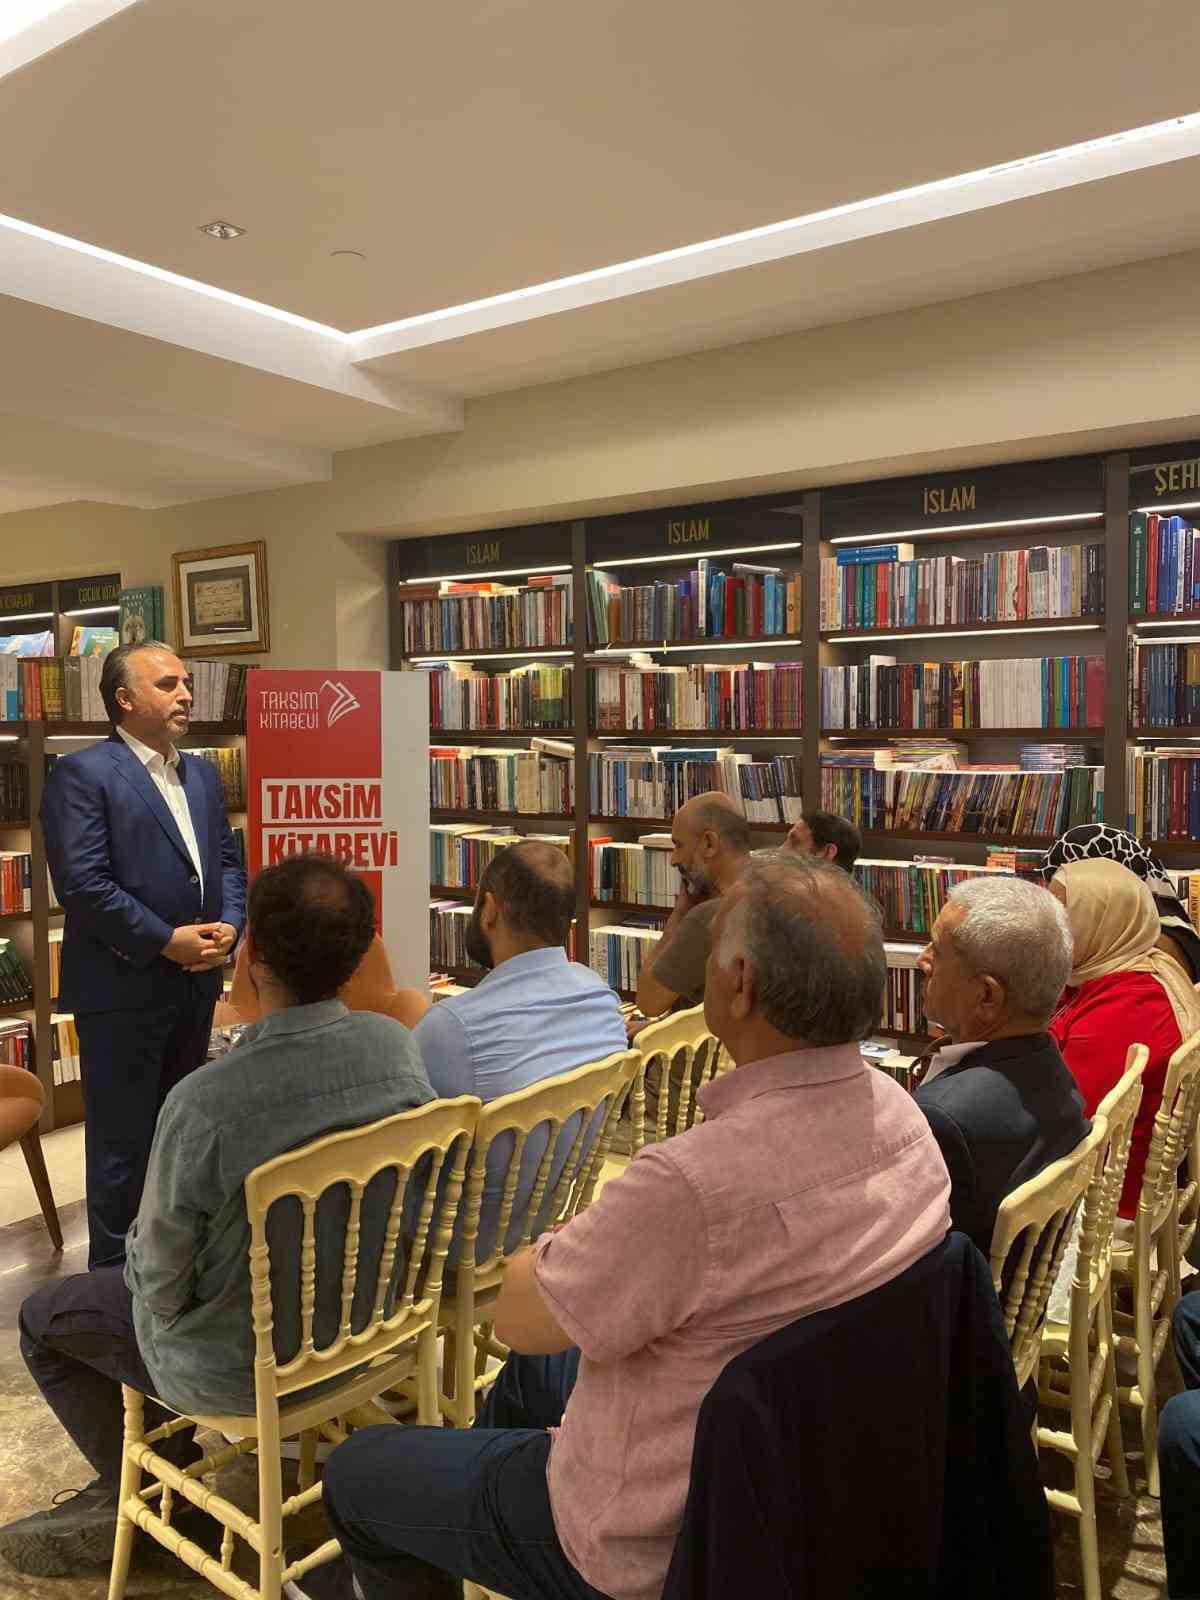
[40,734,247,1016]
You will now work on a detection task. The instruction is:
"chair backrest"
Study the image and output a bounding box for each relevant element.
[989,1119,1106,1389]
[1134,1028,1200,1256]
[455,1049,642,1277]
[1068,1048,1146,1331]
[634,1005,727,1150]
[244,1095,480,1406]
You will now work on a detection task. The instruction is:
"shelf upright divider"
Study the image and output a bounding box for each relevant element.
[1102,451,1131,826]
[800,489,823,810]
[26,718,54,1130]
[570,521,591,953]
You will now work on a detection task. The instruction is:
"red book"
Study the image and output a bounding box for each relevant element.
[1148,514,1161,614]
[1084,657,1105,726]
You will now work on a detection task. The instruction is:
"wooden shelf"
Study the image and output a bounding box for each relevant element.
[592,634,801,652]
[0,998,34,1016]
[589,900,671,915]
[1130,727,1200,739]
[1145,840,1200,858]
[859,829,1056,847]
[0,721,27,736]
[430,809,573,825]
[824,519,1102,551]
[42,720,243,736]
[0,909,31,923]
[820,616,1102,641]
[592,728,804,739]
[881,928,930,944]
[52,1078,83,1129]
[0,819,30,830]
[873,1026,932,1043]
[821,726,1101,740]
[1133,613,1200,625]
[593,814,792,833]
[430,728,573,740]
[429,884,474,900]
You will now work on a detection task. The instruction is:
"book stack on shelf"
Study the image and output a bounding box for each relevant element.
[821,541,1106,631]
[0,1017,32,1067]
[431,825,571,890]
[430,741,574,815]
[589,746,803,823]
[401,574,573,655]
[0,852,31,914]
[853,859,1013,937]
[188,745,246,809]
[587,921,664,994]
[1130,513,1200,614]
[820,654,1103,731]
[589,835,675,907]
[0,762,28,823]
[822,757,1103,837]
[881,942,927,1036]
[424,662,573,731]
[48,928,62,1001]
[1166,871,1200,923]
[588,660,803,732]
[0,938,32,1005]
[184,660,250,723]
[587,560,799,644]
[0,630,53,658]
[1128,641,1200,729]
[429,900,475,970]
[51,1015,80,1086]
[1127,749,1200,842]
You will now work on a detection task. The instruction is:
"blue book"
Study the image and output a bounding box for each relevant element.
[836,543,915,567]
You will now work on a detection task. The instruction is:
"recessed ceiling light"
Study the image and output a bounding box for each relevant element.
[199,221,246,241]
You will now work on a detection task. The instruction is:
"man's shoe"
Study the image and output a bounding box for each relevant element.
[284,1555,366,1599]
[0,1481,118,1577]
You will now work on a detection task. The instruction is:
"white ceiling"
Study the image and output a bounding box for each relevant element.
[0,0,1199,511]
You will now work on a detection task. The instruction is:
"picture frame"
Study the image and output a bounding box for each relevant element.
[171,540,270,656]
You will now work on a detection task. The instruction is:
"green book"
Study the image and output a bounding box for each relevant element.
[1129,513,1147,614]
[119,585,164,647]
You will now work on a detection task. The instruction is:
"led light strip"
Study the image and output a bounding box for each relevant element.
[411,649,573,663]
[0,611,53,623]
[62,605,120,617]
[1135,619,1200,628]
[601,542,801,568]
[400,565,570,584]
[1135,502,1200,513]
[1130,634,1200,645]
[828,513,1102,546]
[823,624,1100,643]
[597,734,805,742]
[590,637,801,655]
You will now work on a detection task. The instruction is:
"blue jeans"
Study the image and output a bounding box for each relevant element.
[1162,1293,1200,1598]
[322,1349,612,1600]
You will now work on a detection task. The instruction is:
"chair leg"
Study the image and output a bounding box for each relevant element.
[297,1429,318,1493]
[416,1324,440,1427]
[1100,1296,1130,1499]
[18,1130,62,1250]
[1075,1453,1102,1600]
[107,1386,143,1600]
[454,1297,476,1428]
[258,1434,284,1600]
[1136,1299,1161,1497]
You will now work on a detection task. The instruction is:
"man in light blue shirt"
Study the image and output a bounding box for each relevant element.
[416,841,626,1259]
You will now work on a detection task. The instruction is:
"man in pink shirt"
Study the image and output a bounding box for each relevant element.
[316,857,951,1600]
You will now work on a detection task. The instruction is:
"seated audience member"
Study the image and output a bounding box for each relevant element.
[635,790,750,1019]
[913,876,1087,1255]
[0,854,434,1579]
[414,839,626,1256]
[1041,822,1200,982]
[227,927,430,1029]
[313,857,952,1600]
[1049,858,1200,1217]
[1159,1292,1200,1598]
[782,809,861,872]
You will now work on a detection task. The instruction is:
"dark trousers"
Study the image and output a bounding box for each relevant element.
[323,1349,612,1600]
[77,989,215,1268]
[1162,1292,1200,1598]
[18,1266,198,1491]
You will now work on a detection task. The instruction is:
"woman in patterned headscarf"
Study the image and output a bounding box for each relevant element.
[1040,823,1200,983]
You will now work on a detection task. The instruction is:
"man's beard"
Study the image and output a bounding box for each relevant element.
[464,906,494,970]
[680,864,713,899]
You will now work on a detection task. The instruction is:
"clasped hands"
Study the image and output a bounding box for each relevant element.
[162,922,238,973]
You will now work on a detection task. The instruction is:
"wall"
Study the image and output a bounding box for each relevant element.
[4,247,1200,667]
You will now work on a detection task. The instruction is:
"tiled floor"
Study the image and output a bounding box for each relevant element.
[0,1131,1173,1598]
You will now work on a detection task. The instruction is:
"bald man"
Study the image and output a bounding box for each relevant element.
[636,791,751,1019]
[413,840,626,1258]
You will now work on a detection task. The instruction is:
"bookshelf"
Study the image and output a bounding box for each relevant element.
[393,444,1200,1046]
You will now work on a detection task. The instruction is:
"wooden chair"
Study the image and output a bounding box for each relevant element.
[107,1095,481,1600]
[438,1050,641,1428]
[989,1123,1105,1396]
[1111,1025,1200,1495]
[631,1005,728,1154]
[1037,1049,1146,1600]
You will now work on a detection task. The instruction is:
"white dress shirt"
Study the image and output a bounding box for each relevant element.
[919,1038,986,1087]
[117,726,204,892]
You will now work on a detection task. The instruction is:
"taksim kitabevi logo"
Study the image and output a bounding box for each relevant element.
[321,680,361,728]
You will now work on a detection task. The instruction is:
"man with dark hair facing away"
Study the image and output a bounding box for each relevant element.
[783,810,861,873]
[0,854,434,1580]
[414,839,626,1257]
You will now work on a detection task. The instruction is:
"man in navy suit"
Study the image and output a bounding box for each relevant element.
[40,642,246,1268]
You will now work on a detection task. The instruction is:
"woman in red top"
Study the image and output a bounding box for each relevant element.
[1049,859,1200,1217]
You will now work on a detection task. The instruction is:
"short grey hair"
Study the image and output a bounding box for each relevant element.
[718,856,885,1045]
[945,875,1073,1023]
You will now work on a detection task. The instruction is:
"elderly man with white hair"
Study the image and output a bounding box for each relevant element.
[914,874,1089,1256]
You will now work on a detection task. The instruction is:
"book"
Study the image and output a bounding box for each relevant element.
[69,626,119,659]
[0,938,32,1004]
[1129,641,1200,728]
[425,662,573,732]
[588,748,802,823]
[429,747,574,814]
[586,562,800,645]
[835,543,915,566]
[821,761,1103,838]
[0,852,31,914]
[1127,749,1200,840]
[431,826,570,889]
[589,838,677,907]
[853,858,1013,935]
[401,574,573,654]
[588,661,802,733]
[820,655,1103,731]
[587,922,665,993]
[119,585,165,646]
